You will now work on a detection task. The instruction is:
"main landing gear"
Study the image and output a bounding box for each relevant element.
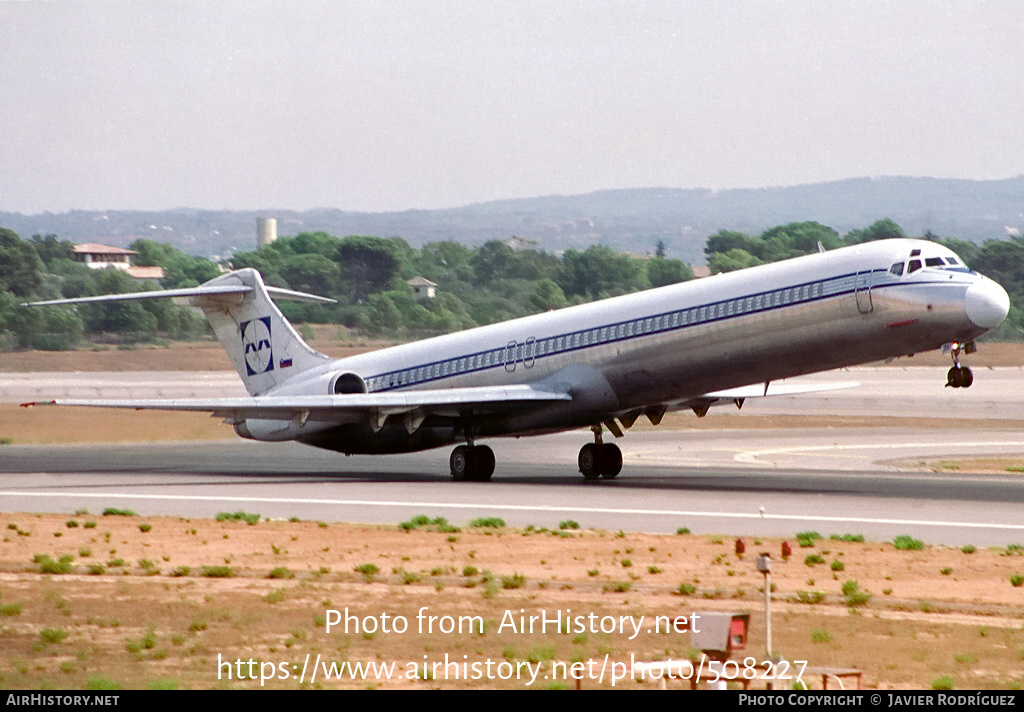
[578,425,622,480]
[945,341,974,389]
[450,444,495,481]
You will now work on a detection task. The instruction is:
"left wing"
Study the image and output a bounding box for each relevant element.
[675,380,860,417]
[21,384,571,422]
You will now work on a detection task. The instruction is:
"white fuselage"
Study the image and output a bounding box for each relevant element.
[267,238,1007,454]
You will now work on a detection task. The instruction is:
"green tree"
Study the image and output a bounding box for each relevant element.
[843,218,906,245]
[557,245,648,299]
[647,257,694,288]
[707,248,763,274]
[30,234,74,265]
[0,228,44,297]
[337,236,403,302]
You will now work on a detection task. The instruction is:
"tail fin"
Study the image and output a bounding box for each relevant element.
[188,269,333,395]
[24,268,335,396]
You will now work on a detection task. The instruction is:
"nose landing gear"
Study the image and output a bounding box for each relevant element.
[945,341,974,388]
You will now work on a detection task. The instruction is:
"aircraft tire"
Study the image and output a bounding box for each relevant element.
[469,445,495,481]
[600,443,622,478]
[946,366,962,388]
[961,366,974,388]
[579,443,602,480]
[450,445,470,481]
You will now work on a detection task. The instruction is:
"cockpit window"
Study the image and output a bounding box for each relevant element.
[907,259,922,274]
[889,262,904,276]
[925,257,945,267]
[946,257,959,265]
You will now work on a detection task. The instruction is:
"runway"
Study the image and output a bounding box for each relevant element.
[2,366,1023,545]
[2,427,1023,547]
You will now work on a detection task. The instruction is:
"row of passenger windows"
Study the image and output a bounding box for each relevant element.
[370,278,838,390]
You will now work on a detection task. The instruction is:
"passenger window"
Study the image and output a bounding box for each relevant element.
[907,260,922,274]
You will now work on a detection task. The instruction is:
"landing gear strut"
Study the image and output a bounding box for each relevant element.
[450,444,495,481]
[578,426,622,480]
[945,342,974,388]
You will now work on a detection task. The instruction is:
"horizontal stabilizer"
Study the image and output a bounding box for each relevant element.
[23,283,335,307]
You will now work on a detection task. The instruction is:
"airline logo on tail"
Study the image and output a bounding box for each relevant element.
[241,317,274,375]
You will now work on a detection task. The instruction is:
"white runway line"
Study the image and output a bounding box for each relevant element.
[2,490,1023,532]
[734,440,1024,465]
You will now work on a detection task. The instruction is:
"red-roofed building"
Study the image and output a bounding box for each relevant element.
[73,244,165,280]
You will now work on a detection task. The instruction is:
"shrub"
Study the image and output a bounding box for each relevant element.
[0,603,23,616]
[961,544,976,554]
[559,520,580,530]
[215,511,259,525]
[38,554,74,575]
[102,508,136,517]
[40,628,69,644]
[804,554,825,566]
[138,523,152,533]
[676,527,691,535]
[810,628,831,643]
[87,677,123,691]
[354,563,379,581]
[469,517,505,528]
[841,580,871,607]
[830,560,845,572]
[200,566,234,578]
[795,590,826,604]
[796,531,822,548]
[829,533,864,542]
[675,582,697,596]
[603,581,631,593]
[501,573,527,589]
[1010,574,1024,588]
[893,535,925,551]
[931,675,954,690]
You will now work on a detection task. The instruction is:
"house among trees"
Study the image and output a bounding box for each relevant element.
[73,244,165,280]
[408,276,437,300]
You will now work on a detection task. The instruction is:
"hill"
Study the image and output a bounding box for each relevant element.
[2,176,1021,265]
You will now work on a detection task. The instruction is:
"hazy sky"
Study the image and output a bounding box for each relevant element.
[2,1,1022,214]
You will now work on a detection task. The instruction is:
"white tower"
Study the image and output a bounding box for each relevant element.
[256,217,278,247]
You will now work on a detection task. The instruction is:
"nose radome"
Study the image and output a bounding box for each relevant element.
[965,278,1010,329]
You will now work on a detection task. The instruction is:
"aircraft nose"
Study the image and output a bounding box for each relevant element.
[965,277,1010,330]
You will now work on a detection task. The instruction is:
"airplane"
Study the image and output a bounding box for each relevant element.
[22,237,1010,482]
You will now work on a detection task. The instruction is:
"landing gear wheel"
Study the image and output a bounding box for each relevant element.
[946,366,974,388]
[451,445,495,481]
[450,445,470,481]
[469,445,495,482]
[600,443,622,479]
[578,443,602,480]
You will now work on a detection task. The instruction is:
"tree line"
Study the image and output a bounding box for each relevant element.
[1,219,1022,350]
